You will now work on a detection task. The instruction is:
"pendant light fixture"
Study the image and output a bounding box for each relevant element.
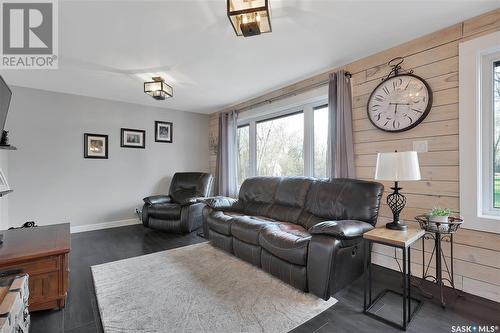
[227,0,271,37]
[144,77,173,100]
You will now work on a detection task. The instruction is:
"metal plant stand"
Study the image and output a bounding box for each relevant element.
[415,215,463,308]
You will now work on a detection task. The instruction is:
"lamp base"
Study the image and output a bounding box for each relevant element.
[386,181,408,231]
[386,221,408,231]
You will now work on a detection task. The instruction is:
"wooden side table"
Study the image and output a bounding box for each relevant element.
[0,224,70,312]
[363,226,425,331]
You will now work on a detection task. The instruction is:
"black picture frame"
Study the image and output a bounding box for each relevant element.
[120,128,146,149]
[84,133,108,159]
[155,121,173,143]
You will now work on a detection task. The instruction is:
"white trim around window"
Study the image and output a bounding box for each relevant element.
[459,31,500,234]
[237,85,328,179]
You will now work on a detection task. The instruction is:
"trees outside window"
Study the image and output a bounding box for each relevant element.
[236,100,328,184]
[314,105,328,178]
[493,62,500,207]
[237,125,249,186]
[256,112,304,177]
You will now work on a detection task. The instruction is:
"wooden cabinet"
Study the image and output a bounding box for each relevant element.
[0,224,70,312]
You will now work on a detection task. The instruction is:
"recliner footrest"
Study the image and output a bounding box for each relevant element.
[261,249,307,291]
[209,230,233,253]
[233,238,261,267]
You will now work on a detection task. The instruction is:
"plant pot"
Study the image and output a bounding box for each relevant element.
[429,215,449,223]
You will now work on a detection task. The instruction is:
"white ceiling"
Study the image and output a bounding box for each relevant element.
[2,1,498,114]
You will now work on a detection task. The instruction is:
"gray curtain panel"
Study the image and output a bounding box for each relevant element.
[215,111,239,197]
[326,70,355,179]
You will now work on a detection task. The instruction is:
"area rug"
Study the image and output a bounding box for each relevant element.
[91,242,337,333]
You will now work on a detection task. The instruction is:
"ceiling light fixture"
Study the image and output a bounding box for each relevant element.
[143,77,173,100]
[227,0,271,37]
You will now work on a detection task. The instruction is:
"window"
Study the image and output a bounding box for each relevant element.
[480,53,500,218]
[236,99,328,183]
[313,105,328,178]
[492,61,500,208]
[459,31,500,234]
[256,112,304,176]
[237,125,250,186]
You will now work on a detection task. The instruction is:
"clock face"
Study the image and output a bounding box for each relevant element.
[367,74,432,132]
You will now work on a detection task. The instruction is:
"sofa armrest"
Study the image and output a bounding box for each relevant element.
[198,196,242,212]
[309,220,374,240]
[143,195,172,206]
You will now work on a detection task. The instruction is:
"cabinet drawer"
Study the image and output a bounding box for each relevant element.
[2,256,59,275]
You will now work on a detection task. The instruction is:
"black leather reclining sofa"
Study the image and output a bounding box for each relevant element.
[202,177,384,300]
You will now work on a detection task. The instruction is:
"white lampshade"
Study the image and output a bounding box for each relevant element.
[374,151,421,181]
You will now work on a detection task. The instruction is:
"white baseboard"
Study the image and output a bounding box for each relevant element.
[70,218,141,233]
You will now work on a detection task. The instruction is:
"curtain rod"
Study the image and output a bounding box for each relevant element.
[230,71,351,114]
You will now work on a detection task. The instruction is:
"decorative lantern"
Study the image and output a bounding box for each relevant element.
[144,77,173,100]
[227,0,271,37]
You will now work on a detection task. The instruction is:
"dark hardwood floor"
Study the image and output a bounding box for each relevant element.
[29,224,500,333]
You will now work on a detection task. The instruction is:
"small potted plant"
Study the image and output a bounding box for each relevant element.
[428,207,451,223]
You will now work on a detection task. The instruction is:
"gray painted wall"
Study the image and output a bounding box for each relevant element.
[5,86,209,228]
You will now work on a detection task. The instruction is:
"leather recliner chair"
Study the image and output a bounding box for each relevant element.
[142,172,213,233]
[201,176,384,300]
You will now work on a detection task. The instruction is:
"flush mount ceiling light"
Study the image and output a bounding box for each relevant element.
[227,0,271,37]
[144,77,173,100]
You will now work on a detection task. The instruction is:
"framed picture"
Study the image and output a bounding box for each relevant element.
[84,133,108,159]
[155,121,172,143]
[121,128,146,149]
[0,168,11,193]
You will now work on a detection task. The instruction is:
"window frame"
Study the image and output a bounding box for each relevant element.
[312,103,329,178]
[236,124,250,186]
[237,99,328,180]
[459,30,500,234]
[480,56,500,218]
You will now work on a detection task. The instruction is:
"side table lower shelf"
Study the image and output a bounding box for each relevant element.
[363,226,425,331]
[365,288,423,330]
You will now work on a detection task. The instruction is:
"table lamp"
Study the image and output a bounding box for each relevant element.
[374,151,421,230]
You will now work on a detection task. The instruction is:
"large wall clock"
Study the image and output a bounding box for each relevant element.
[367,73,433,132]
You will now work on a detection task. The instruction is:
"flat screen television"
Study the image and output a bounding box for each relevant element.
[0,75,12,134]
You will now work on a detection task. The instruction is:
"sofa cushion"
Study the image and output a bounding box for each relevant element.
[296,212,327,230]
[267,177,312,222]
[267,204,303,224]
[231,216,275,245]
[304,178,384,227]
[274,177,312,207]
[244,202,274,217]
[259,223,311,266]
[239,177,280,204]
[148,203,181,220]
[170,188,198,205]
[169,172,213,198]
[206,211,242,236]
